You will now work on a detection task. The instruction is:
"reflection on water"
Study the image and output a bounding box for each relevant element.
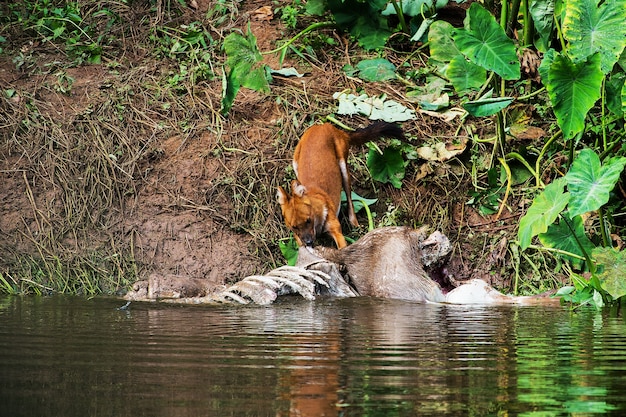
[0,295,625,416]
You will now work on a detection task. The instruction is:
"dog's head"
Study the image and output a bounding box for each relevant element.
[276,180,322,247]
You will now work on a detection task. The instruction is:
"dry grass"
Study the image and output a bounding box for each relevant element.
[0,1,217,293]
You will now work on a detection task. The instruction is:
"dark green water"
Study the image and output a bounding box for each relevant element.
[0,296,625,416]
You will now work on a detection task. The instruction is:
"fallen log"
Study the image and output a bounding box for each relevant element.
[125,226,560,305]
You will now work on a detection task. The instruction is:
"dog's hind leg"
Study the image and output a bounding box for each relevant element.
[338,158,359,227]
[335,136,359,227]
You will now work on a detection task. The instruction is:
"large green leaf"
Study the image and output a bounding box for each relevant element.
[356,58,396,82]
[623,81,626,118]
[538,215,594,269]
[518,178,570,250]
[529,0,556,52]
[446,55,486,93]
[350,16,392,50]
[606,73,625,117]
[564,149,626,217]
[224,31,254,71]
[279,238,299,266]
[223,28,270,91]
[453,3,520,80]
[463,97,514,117]
[305,0,326,15]
[537,48,556,83]
[221,68,240,114]
[341,191,377,213]
[382,0,449,16]
[619,48,626,72]
[545,52,603,139]
[593,247,626,300]
[367,146,406,188]
[328,0,391,50]
[428,20,461,63]
[562,0,626,74]
[221,28,270,114]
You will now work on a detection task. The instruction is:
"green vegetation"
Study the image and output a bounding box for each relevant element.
[224,0,626,308]
[1,0,624,309]
[151,22,216,89]
[4,1,109,64]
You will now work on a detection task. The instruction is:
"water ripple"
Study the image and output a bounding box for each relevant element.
[1,296,625,416]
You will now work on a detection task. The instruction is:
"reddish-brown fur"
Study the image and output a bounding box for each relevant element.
[277,122,405,248]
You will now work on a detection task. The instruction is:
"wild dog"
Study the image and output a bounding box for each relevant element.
[276,121,405,248]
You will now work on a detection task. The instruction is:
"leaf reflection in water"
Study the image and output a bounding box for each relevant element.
[0,296,625,416]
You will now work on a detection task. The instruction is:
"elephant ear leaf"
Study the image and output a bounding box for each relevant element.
[453,3,520,80]
[327,0,392,50]
[446,55,486,93]
[427,17,488,93]
[342,191,377,214]
[545,53,603,139]
[222,26,270,114]
[593,247,626,300]
[356,58,396,82]
[223,28,269,92]
[562,0,626,74]
[367,146,406,189]
[463,97,514,117]
[564,149,626,218]
[518,178,570,250]
[529,0,555,52]
[538,215,594,269]
[428,20,461,63]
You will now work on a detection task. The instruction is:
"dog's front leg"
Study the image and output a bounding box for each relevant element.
[325,213,348,249]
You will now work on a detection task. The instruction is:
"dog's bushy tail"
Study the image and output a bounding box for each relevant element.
[348,121,406,146]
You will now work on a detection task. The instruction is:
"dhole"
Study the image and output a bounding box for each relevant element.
[276,121,405,248]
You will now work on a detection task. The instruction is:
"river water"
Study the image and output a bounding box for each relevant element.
[0,295,625,416]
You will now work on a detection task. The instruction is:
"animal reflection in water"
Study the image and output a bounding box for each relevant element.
[126,227,559,306]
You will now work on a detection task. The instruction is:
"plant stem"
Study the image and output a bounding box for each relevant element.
[517,86,545,101]
[535,130,562,187]
[486,66,508,165]
[326,114,354,131]
[601,77,607,152]
[505,151,541,185]
[526,244,586,261]
[567,136,575,171]
[554,13,566,51]
[523,0,533,46]
[600,132,626,159]
[507,0,521,36]
[496,110,507,160]
[511,244,520,295]
[500,0,509,30]
[264,21,336,55]
[390,0,409,34]
[496,157,512,220]
[476,72,497,99]
[598,206,610,247]
[356,198,375,231]
[560,215,595,274]
[473,135,497,143]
